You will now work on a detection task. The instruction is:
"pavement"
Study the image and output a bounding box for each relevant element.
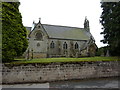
[2,83,49,88]
[1,78,120,89]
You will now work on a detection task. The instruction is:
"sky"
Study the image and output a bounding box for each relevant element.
[19,0,108,48]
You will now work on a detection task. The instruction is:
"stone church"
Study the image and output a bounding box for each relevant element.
[24,17,97,59]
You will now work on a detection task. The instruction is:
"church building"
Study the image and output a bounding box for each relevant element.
[24,17,97,58]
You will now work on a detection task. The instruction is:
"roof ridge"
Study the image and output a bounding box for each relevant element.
[42,24,84,29]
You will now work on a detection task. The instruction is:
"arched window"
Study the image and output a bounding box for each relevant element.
[35,32,42,40]
[63,42,67,49]
[75,42,79,49]
[50,41,55,48]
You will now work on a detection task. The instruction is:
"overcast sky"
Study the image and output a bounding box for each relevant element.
[19,0,107,48]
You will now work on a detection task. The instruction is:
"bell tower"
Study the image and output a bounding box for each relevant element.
[84,16,90,32]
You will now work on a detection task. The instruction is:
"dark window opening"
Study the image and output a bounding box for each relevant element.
[63,42,67,49]
[75,43,79,49]
[38,25,41,28]
[50,41,55,48]
[37,43,40,47]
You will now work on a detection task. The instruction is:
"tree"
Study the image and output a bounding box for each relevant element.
[2,2,28,62]
[100,2,120,56]
[96,46,108,56]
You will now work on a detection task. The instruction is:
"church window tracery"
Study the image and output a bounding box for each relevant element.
[50,41,55,48]
[35,32,42,40]
[63,42,67,49]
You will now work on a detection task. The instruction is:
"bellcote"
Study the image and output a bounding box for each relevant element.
[84,16,90,32]
[31,18,42,31]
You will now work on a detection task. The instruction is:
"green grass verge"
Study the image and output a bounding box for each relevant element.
[5,57,120,65]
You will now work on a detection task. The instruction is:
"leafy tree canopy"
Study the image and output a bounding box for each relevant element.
[2,2,28,62]
[100,2,120,56]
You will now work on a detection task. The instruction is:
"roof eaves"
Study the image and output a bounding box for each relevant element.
[48,37,88,41]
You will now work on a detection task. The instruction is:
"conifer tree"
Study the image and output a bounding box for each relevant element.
[2,2,28,62]
[100,2,120,56]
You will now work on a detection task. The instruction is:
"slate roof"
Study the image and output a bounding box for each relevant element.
[26,27,32,31]
[26,23,93,41]
[42,24,91,40]
[26,27,31,34]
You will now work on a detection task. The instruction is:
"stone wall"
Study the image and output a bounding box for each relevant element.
[31,52,47,58]
[2,61,120,84]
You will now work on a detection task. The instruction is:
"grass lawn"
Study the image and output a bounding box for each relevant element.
[5,57,120,65]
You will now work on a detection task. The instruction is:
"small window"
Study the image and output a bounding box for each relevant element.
[63,42,67,49]
[50,41,55,48]
[75,42,79,49]
[37,43,40,47]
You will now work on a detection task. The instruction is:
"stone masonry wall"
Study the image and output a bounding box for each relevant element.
[2,61,120,84]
